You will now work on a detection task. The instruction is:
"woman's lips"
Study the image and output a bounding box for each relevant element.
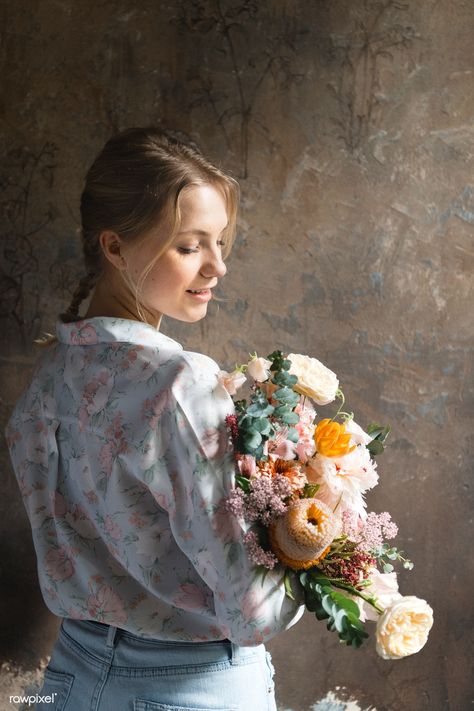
[185,289,212,302]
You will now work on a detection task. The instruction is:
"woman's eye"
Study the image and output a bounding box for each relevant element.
[178,240,226,255]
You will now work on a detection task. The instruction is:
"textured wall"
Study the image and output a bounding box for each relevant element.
[1,1,473,710]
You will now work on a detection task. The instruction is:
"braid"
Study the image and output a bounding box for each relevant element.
[59,270,100,323]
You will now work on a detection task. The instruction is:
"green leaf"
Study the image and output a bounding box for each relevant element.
[284,570,295,600]
[242,430,262,449]
[367,439,384,456]
[235,474,250,493]
[286,427,299,443]
[383,563,394,573]
[281,411,300,425]
[302,483,320,498]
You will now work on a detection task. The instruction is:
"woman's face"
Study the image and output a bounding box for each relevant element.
[123,184,229,325]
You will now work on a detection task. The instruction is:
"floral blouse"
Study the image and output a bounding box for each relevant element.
[5,317,304,645]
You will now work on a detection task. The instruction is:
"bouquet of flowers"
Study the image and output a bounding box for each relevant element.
[220,351,433,659]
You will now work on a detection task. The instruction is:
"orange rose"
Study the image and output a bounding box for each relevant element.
[314,418,356,458]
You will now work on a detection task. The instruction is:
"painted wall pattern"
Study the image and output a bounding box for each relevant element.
[1,1,473,709]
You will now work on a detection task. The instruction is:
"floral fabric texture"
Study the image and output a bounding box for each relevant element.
[5,317,304,645]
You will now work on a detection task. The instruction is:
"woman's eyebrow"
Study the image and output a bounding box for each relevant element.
[177,225,228,236]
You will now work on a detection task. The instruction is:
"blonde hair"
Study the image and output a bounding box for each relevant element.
[34,127,240,347]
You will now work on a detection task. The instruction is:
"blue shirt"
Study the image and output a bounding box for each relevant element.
[5,316,304,644]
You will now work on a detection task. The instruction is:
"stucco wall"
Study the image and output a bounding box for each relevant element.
[1,1,473,709]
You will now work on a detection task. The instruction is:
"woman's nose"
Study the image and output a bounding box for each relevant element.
[201,251,227,279]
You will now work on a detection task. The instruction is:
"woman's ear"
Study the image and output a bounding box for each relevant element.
[99,230,127,270]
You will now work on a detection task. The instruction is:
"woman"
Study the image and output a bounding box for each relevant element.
[5,127,304,711]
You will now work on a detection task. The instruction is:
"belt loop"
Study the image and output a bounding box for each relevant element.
[106,624,119,650]
[230,641,241,664]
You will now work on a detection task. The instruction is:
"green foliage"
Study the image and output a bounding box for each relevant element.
[234,350,301,458]
[298,570,369,648]
[302,483,320,498]
[366,423,391,458]
[376,543,414,572]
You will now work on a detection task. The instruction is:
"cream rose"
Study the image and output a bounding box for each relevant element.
[246,356,272,382]
[287,353,339,405]
[376,596,433,660]
[217,369,247,396]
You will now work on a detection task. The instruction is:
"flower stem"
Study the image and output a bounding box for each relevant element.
[329,580,385,614]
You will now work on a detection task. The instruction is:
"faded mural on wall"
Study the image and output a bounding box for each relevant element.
[1,1,473,710]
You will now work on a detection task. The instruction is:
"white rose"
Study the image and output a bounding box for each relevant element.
[344,418,372,446]
[376,596,434,660]
[287,353,339,405]
[246,356,272,382]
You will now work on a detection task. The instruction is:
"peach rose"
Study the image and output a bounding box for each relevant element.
[376,596,434,660]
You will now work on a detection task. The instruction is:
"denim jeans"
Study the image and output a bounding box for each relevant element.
[36,619,277,711]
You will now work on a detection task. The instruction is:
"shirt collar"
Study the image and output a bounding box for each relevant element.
[56,316,183,351]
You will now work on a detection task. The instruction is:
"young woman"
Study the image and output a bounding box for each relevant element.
[5,127,304,711]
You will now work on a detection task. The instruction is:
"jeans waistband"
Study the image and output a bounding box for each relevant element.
[60,618,258,665]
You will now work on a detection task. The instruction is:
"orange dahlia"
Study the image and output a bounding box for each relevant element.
[314,418,356,458]
[268,498,340,570]
[256,458,307,492]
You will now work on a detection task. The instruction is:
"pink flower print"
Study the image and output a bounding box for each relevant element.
[84,489,99,504]
[5,426,21,449]
[44,547,75,581]
[99,443,114,476]
[49,491,67,517]
[172,583,208,611]
[120,347,140,370]
[211,498,241,543]
[66,607,83,620]
[78,370,114,431]
[141,389,171,430]
[241,587,267,623]
[86,580,128,625]
[201,426,228,460]
[25,431,48,465]
[104,515,122,541]
[99,413,130,476]
[65,504,98,539]
[44,586,58,601]
[70,323,99,345]
[128,511,146,528]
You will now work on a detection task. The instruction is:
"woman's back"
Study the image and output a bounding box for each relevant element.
[5,315,303,646]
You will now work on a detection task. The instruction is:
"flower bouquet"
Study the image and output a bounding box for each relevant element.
[220,351,433,659]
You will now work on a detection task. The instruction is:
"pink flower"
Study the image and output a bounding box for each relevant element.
[49,491,67,517]
[104,515,122,541]
[201,426,228,460]
[70,324,99,345]
[141,389,171,430]
[211,498,242,543]
[129,511,146,528]
[267,428,296,461]
[86,580,128,625]
[172,583,210,611]
[65,504,98,539]
[44,547,75,581]
[217,369,247,395]
[237,454,257,477]
[306,446,378,519]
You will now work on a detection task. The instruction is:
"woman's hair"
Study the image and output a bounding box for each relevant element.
[34,126,240,347]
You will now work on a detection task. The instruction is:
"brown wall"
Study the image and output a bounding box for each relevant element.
[1,1,473,709]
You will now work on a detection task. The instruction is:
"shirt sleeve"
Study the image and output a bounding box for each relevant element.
[150,350,304,646]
